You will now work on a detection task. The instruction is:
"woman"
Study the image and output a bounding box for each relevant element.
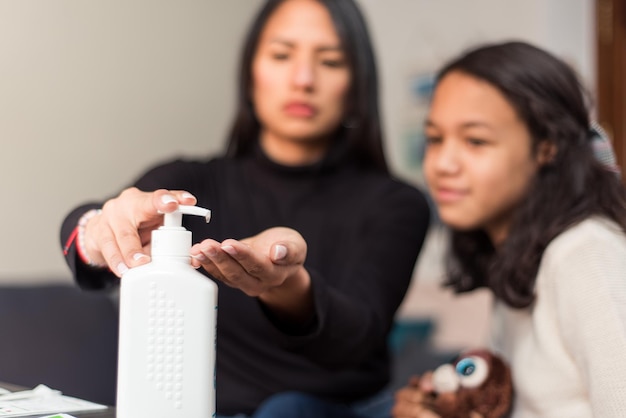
[60,1,430,417]
[393,41,626,417]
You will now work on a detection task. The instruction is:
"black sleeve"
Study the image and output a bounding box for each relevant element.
[269,183,431,368]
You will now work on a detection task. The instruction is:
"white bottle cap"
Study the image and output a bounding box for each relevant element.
[152,205,211,259]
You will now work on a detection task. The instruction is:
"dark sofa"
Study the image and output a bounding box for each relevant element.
[0,284,119,405]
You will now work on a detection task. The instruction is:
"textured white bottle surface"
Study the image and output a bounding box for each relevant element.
[117,260,217,418]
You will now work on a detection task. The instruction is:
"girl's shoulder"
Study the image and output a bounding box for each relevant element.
[550,217,625,249]
[542,216,626,272]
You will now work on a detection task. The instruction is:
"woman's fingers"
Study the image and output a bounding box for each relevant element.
[84,213,127,276]
[151,189,197,215]
[190,240,227,277]
[191,239,297,296]
[103,188,159,273]
[192,240,266,296]
[268,240,302,266]
[189,227,308,297]
[97,220,133,276]
[82,187,198,277]
[119,188,197,268]
[242,227,307,266]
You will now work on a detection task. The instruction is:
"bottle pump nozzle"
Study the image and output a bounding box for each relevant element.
[163,205,211,228]
[152,205,211,259]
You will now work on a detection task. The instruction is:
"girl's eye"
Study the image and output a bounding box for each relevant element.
[321,59,345,68]
[271,53,289,61]
[425,135,442,145]
[467,138,488,146]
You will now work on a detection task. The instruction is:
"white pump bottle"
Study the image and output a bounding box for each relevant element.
[117,205,217,418]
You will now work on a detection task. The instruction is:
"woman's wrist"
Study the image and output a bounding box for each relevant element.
[76,209,107,268]
[260,266,314,322]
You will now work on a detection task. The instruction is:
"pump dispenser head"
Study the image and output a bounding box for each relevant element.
[152,205,211,259]
[163,205,211,227]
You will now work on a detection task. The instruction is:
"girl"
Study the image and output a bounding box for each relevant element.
[60,1,430,417]
[394,41,626,417]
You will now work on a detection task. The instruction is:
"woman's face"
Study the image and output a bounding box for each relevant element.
[252,0,351,165]
[423,71,540,244]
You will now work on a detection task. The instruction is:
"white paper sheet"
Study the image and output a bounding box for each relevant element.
[0,385,107,417]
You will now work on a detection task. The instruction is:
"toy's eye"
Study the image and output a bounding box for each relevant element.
[456,358,476,376]
[455,356,489,388]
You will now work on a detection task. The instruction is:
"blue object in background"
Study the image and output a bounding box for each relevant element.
[410,73,435,103]
[388,318,434,353]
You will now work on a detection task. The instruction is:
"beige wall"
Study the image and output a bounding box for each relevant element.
[0,1,258,282]
[0,0,593,287]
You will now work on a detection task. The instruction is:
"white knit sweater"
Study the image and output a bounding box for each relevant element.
[492,217,626,418]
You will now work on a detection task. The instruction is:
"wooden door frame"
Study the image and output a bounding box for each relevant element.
[596,0,626,181]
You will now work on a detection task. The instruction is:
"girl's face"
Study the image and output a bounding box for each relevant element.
[252,0,351,165]
[423,71,541,244]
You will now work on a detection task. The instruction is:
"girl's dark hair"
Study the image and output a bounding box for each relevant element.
[437,41,626,308]
[225,0,387,173]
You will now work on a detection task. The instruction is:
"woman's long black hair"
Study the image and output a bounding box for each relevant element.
[436,41,626,308]
[225,0,388,173]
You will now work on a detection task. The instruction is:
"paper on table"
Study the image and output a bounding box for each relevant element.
[0,385,107,417]
[39,415,77,418]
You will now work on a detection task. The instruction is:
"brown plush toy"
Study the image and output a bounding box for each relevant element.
[422,349,513,418]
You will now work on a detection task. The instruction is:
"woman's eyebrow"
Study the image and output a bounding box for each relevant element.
[268,38,342,52]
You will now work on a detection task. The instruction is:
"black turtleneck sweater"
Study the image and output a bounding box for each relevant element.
[60,144,430,416]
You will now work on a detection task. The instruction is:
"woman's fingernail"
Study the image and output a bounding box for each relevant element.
[161,194,177,205]
[133,253,148,261]
[117,262,129,275]
[203,247,218,258]
[273,245,287,261]
[182,192,196,200]
[192,253,207,262]
[221,245,237,256]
